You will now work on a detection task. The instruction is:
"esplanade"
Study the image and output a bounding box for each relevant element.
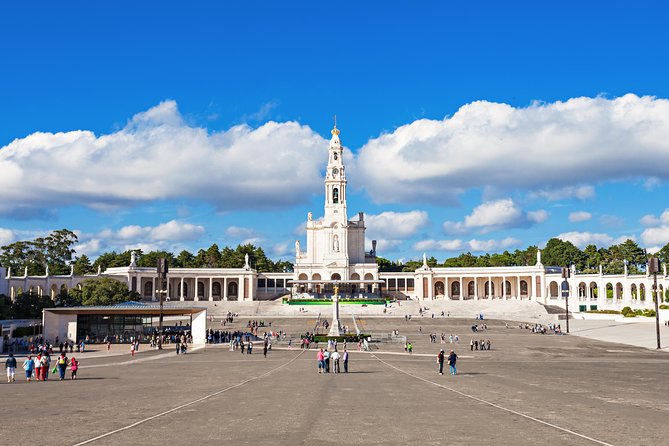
[2,124,668,314]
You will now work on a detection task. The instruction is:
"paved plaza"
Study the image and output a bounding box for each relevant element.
[2,316,668,445]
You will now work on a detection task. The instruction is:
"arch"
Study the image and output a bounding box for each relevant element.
[631,283,638,300]
[331,273,342,281]
[298,273,308,281]
[333,187,339,204]
[350,273,360,280]
[50,284,58,300]
[549,281,559,298]
[589,282,598,300]
[181,282,189,299]
[227,281,238,300]
[434,281,445,297]
[451,281,460,298]
[639,283,646,301]
[60,284,68,297]
[605,283,613,299]
[485,281,495,298]
[212,282,221,299]
[520,280,528,296]
[197,281,205,298]
[467,281,475,298]
[616,283,623,300]
[364,273,374,293]
[144,281,153,298]
[311,273,322,281]
[578,282,587,300]
[504,280,512,298]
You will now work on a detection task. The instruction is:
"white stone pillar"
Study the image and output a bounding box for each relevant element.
[152,277,157,301]
[516,276,521,300]
[209,277,213,301]
[460,276,463,300]
[194,276,199,301]
[487,276,492,299]
[502,275,507,299]
[239,275,245,301]
[474,278,479,300]
[223,277,228,301]
[180,277,184,301]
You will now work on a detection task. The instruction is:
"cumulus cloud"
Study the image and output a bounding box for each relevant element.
[414,237,520,253]
[640,209,669,247]
[530,185,595,202]
[556,231,634,249]
[365,210,429,240]
[73,220,205,257]
[569,211,592,222]
[225,226,259,239]
[356,95,669,204]
[0,101,327,216]
[0,228,15,246]
[365,238,404,254]
[442,199,547,234]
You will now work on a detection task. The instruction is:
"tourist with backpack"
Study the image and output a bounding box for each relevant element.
[23,355,34,382]
[57,353,69,380]
[5,353,17,383]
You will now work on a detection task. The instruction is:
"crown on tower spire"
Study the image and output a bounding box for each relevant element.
[331,114,340,136]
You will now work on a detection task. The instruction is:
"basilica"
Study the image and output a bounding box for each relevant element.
[2,123,668,314]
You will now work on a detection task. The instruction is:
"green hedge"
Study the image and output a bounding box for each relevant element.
[586,309,620,314]
[312,334,369,343]
[283,298,387,305]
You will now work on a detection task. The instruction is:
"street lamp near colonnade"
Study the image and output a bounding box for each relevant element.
[648,257,661,349]
[157,258,169,350]
[561,267,570,334]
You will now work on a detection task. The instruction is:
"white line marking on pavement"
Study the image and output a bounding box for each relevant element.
[71,349,305,446]
[371,354,614,446]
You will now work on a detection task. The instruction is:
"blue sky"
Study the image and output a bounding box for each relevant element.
[1,1,669,262]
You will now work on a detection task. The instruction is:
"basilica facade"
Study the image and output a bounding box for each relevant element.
[2,124,669,314]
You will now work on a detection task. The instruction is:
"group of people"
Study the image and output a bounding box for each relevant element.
[437,349,458,375]
[316,348,349,373]
[428,333,459,344]
[5,352,79,382]
[523,323,562,334]
[470,339,491,350]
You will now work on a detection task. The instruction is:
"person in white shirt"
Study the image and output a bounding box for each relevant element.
[331,350,341,373]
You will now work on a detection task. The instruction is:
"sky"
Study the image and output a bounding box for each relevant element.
[1,1,669,263]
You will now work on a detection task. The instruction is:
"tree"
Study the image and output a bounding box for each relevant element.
[137,250,176,268]
[79,277,141,306]
[542,238,585,270]
[72,255,94,275]
[582,244,601,273]
[617,239,647,274]
[176,250,196,268]
[9,293,55,319]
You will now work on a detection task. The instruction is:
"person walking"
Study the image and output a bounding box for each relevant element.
[317,349,324,374]
[5,353,17,383]
[247,341,253,354]
[263,340,268,358]
[437,349,445,375]
[57,353,68,380]
[331,350,341,373]
[34,353,43,381]
[407,342,413,354]
[23,355,35,382]
[323,349,330,373]
[447,350,458,375]
[343,349,349,373]
[130,343,136,357]
[70,357,79,380]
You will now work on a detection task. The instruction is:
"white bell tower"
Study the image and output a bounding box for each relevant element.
[323,116,348,225]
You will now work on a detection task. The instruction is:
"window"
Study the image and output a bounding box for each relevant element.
[333,187,339,204]
[406,279,414,290]
[258,278,266,288]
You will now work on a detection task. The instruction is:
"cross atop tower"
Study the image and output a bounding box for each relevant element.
[332,114,340,136]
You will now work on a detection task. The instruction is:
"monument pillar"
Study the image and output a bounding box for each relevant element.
[328,285,342,336]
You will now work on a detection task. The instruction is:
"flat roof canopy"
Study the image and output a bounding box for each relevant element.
[44,305,205,316]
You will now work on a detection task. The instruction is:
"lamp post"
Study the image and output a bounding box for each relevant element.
[648,257,661,349]
[562,267,570,334]
[157,258,169,350]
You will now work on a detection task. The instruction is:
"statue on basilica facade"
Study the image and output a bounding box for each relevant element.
[333,235,340,253]
[295,240,300,257]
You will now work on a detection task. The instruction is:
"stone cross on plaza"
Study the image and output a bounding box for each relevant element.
[328,283,342,337]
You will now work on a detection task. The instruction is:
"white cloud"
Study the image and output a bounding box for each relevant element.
[599,214,625,228]
[365,210,429,240]
[531,185,595,201]
[569,211,592,222]
[556,231,634,249]
[0,101,327,216]
[443,199,547,234]
[356,95,669,204]
[365,238,404,254]
[640,209,669,247]
[413,237,520,253]
[226,226,258,239]
[0,228,15,246]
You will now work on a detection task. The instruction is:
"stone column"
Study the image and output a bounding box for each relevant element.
[194,276,199,301]
[487,276,492,299]
[239,275,245,301]
[459,276,463,300]
[223,277,228,301]
[502,275,507,299]
[209,278,213,301]
[180,277,184,301]
[152,277,157,302]
[474,278,479,300]
[516,276,521,300]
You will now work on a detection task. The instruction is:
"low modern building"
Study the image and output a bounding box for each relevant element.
[43,302,207,344]
[3,124,669,314]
